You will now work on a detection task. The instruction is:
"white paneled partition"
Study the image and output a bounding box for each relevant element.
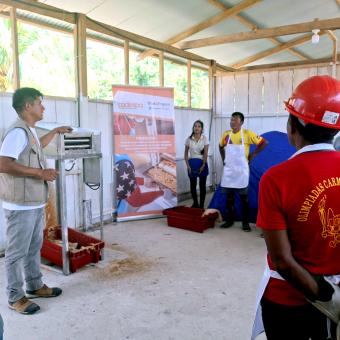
[212,64,340,184]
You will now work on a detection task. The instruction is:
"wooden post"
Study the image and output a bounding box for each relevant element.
[187,60,191,108]
[208,60,217,111]
[10,6,20,90]
[74,13,87,97]
[159,51,164,87]
[124,40,129,85]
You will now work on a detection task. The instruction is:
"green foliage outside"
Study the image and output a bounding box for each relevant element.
[129,50,159,87]
[0,18,209,108]
[87,39,124,100]
[18,22,75,97]
[164,60,187,107]
[191,68,209,109]
[0,18,13,92]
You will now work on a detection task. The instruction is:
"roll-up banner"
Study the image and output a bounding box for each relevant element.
[112,85,177,221]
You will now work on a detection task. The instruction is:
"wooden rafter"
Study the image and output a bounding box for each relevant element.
[177,17,340,49]
[85,17,235,72]
[231,32,326,69]
[208,0,308,61]
[327,30,338,63]
[236,54,340,73]
[137,0,261,60]
[0,5,10,12]
[0,0,75,23]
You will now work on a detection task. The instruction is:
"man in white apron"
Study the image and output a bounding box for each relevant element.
[253,75,340,340]
[219,112,267,232]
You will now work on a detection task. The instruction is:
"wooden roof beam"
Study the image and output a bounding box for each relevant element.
[85,17,236,72]
[136,0,262,60]
[327,30,338,64]
[0,0,75,23]
[208,0,308,61]
[0,5,10,12]
[236,54,340,73]
[231,32,326,69]
[177,17,340,49]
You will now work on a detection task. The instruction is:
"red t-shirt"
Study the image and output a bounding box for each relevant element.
[257,149,340,305]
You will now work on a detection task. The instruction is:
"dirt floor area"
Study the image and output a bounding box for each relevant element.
[0,210,268,340]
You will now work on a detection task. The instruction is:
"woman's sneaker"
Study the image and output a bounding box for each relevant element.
[9,296,40,315]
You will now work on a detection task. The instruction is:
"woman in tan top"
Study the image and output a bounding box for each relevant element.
[184,120,209,208]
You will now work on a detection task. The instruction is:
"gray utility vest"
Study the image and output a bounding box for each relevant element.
[0,119,48,205]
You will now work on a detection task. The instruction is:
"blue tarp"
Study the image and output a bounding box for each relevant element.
[208,131,296,222]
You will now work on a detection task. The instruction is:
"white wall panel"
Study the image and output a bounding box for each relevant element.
[235,73,248,114]
[263,71,278,114]
[215,76,222,115]
[221,75,235,115]
[248,73,263,115]
[278,70,293,113]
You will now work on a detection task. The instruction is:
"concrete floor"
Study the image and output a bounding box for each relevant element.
[0,209,268,340]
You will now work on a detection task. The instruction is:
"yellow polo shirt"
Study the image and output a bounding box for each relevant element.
[219,129,263,158]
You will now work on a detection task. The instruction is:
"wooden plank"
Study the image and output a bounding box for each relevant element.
[208,0,308,61]
[159,52,164,87]
[177,17,340,49]
[137,0,261,60]
[10,7,19,89]
[278,70,293,113]
[74,13,87,97]
[317,66,332,75]
[0,0,75,23]
[248,72,263,114]
[86,17,235,72]
[238,55,340,72]
[263,71,279,114]
[234,73,249,114]
[232,33,317,69]
[293,68,310,90]
[221,75,235,114]
[124,40,129,85]
[327,30,338,63]
[215,76,222,115]
[187,60,191,108]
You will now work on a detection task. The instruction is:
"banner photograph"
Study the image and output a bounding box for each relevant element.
[112,85,177,220]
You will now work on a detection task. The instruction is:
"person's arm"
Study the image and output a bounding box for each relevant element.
[40,126,73,148]
[219,145,225,164]
[0,156,58,181]
[184,144,191,174]
[199,144,209,173]
[248,137,268,162]
[262,228,330,301]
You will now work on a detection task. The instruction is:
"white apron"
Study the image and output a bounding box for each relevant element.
[221,128,249,189]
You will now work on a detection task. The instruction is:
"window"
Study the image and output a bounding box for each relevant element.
[0,17,13,92]
[129,50,159,86]
[87,38,124,100]
[18,22,75,97]
[164,60,187,107]
[191,67,209,109]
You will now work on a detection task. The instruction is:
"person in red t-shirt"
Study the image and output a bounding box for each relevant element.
[253,76,340,340]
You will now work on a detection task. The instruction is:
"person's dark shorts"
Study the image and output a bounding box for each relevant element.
[221,186,248,195]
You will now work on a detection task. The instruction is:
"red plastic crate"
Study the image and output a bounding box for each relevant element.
[41,225,105,273]
[163,206,218,233]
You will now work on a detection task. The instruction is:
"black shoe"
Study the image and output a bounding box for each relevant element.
[242,223,251,232]
[191,203,199,208]
[220,220,234,228]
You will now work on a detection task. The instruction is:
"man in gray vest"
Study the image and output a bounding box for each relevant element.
[0,88,72,315]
